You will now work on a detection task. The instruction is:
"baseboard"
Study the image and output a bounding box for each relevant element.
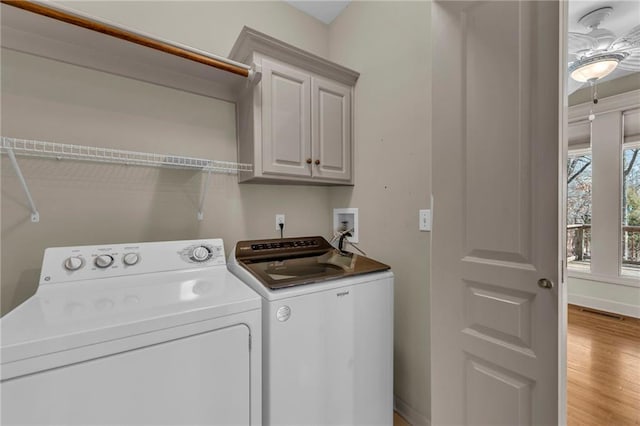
[568,293,640,319]
[394,395,430,426]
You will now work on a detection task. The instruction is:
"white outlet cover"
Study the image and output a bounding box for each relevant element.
[333,208,358,243]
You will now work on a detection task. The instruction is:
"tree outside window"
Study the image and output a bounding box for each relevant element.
[622,147,640,275]
[567,152,592,270]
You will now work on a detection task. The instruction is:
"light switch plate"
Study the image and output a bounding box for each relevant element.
[419,209,431,231]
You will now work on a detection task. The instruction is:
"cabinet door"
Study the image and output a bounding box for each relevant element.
[311,77,352,182]
[262,59,311,177]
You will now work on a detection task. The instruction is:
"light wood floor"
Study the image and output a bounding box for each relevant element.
[567,304,640,426]
[393,411,410,426]
[394,305,639,426]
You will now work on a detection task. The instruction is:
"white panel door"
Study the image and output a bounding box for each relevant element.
[431,1,560,425]
[261,58,311,177]
[312,77,352,182]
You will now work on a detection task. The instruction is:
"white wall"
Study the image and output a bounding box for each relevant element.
[58,1,330,58]
[1,1,332,315]
[568,276,640,318]
[328,2,432,424]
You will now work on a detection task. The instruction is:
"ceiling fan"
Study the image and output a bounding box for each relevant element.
[568,6,640,83]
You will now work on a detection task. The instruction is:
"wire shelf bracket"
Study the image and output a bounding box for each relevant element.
[1,136,253,223]
[5,147,40,223]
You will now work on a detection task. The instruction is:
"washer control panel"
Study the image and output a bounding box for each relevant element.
[40,239,226,285]
[236,236,331,262]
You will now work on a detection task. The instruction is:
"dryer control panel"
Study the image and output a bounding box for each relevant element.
[39,239,226,285]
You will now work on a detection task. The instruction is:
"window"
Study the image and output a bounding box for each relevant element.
[622,109,640,277]
[567,119,592,272]
[567,150,591,271]
[567,99,640,282]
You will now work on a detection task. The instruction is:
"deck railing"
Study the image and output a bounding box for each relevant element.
[567,224,591,262]
[567,224,640,266]
[623,225,640,266]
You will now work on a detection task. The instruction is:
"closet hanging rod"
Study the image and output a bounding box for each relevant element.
[1,137,253,174]
[1,0,253,79]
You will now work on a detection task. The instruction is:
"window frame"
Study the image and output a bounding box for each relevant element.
[567,90,640,289]
[621,135,640,278]
[566,146,592,272]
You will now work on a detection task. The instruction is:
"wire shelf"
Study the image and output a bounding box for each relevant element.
[1,137,253,174]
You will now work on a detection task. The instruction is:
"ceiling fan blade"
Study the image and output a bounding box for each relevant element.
[568,32,598,54]
[611,24,640,51]
[618,50,640,71]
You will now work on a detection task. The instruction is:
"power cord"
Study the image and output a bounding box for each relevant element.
[329,228,366,255]
[279,222,284,239]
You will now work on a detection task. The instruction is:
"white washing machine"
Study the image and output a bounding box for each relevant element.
[228,236,394,426]
[1,239,261,425]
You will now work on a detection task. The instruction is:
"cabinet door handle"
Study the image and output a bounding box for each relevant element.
[306,158,312,164]
[314,159,320,165]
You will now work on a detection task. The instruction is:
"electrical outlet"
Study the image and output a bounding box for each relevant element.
[275,214,285,230]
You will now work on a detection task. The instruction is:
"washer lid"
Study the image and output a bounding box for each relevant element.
[0,267,260,365]
[233,236,390,290]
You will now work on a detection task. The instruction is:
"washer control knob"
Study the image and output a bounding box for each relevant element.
[95,254,114,269]
[64,256,84,271]
[191,246,211,262]
[123,252,140,266]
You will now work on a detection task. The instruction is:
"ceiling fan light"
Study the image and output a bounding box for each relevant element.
[569,53,626,82]
[571,60,618,82]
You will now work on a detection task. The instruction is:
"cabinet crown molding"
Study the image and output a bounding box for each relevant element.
[229,26,359,87]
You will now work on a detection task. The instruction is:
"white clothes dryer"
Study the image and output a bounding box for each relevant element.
[1,239,261,425]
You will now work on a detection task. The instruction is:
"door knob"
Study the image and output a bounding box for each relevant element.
[314,159,320,165]
[537,278,554,289]
[306,158,312,164]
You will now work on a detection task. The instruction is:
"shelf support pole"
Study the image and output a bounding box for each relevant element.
[197,168,212,221]
[6,148,40,222]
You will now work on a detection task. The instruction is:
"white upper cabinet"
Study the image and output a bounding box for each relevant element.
[312,76,352,182]
[262,59,312,177]
[230,27,359,185]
